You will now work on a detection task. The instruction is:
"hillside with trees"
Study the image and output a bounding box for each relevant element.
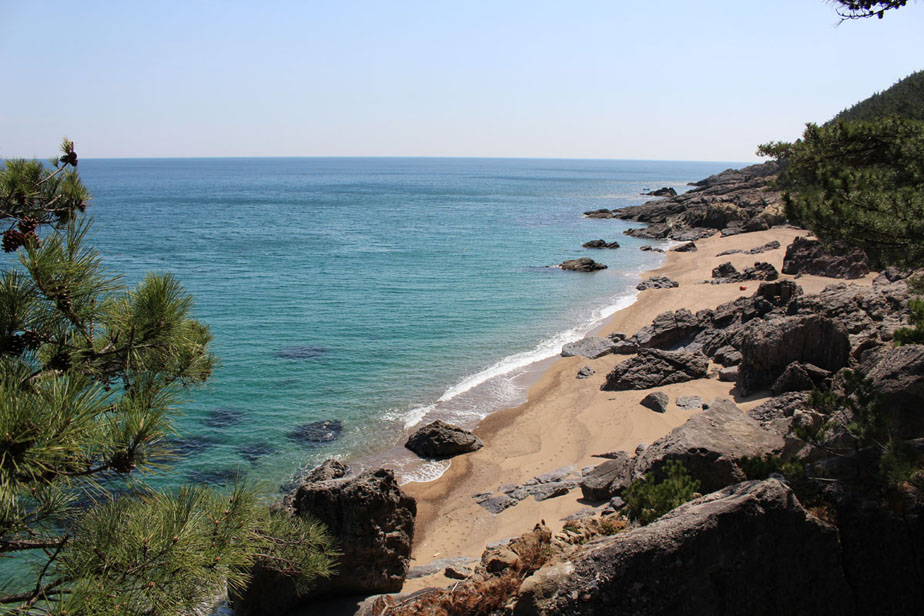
[830,70,924,123]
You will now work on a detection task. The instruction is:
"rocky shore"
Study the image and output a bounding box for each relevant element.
[237,163,924,615]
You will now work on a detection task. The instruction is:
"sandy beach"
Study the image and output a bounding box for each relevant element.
[402,225,876,590]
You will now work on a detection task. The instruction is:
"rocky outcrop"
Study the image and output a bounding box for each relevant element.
[514,479,853,616]
[770,361,831,395]
[860,344,924,438]
[582,239,620,249]
[559,258,607,272]
[561,336,615,359]
[624,223,672,240]
[790,280,908,346]
[717,239,781,256]
[670,241,697,252]
[601,349,708,391]
[737,315,850,396]
[630,309,700,350]
[636,276,678,291]
[782,236,870,279]
[633,399,784,493]
[405,420,484,459]
[235,468,416,615]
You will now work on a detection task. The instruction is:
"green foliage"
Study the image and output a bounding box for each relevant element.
[758,117,924,268]
[0,144,335,613]
[892,276,924,345]
[623,460,700,526]
[832,70,924,123]
[737,454,805,481]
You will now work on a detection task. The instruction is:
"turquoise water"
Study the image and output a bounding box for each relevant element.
[57,157,733,490]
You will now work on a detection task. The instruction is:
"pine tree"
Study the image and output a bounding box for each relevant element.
[0,141,336,615]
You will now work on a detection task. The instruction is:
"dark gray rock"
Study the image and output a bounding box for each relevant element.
[478,493,518,514]
[718,366,738,382]
[639,245,665,253]
[583,208,614,219]
[747,392,811,427]
[624,223,672,239]
[790,281,909,343]
[602,349,709,391]
[560,258,607,272]
[634,399,785,493]
[235,469,416,614]
[636,276,678,291]
[770,362,830,396]
[530,482,574,502]
[561,336,615,359]
[670,227,717,241]
[287,419,344,445]
[576,365,595,379]
[782,236,870,279]
[405,420,483,459]
[873,266,913,285]
[737,315,850,396]
[514,479,853,616]
[579,452,635,501]
[860,344,924,438]
[611,339,639,354]
[630,309,700,350]
[303,458,350,483]
[640,391,669,413]
[582,239,620,249]
[671,241,697,252]
[643,186,678,197]
[711,261,779,284]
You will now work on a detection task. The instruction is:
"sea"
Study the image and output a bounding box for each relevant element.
[30,157,739,494]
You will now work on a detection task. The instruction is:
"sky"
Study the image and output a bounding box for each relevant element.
[1,1,923,162]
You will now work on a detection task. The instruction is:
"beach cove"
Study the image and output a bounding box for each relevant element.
[402,224,877,589]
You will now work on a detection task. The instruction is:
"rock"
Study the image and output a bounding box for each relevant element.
[643,186,678,197]
[479,494,518,514]
[782,236,870,279]
[561,336,615,359]
[634,399,785,493]
[630,309,700,350]
[583,208,614,219]
[235,469,416,614]
[742,215,770,232]
[287,419,343,444]
[675,395,704,410]
[514,479,852,616]
[737,315,850,396]
[670,227,717,241]
[770,362,830,396]
[873,266,913,285]
[717,239,781,256]
[559,258,607,272]
[405,420,483,459]
[582,239,620,249]
[579,453,635,501]
[718,366,739,382]
[576,365,595,379]
[640,391,669,413]
[639,245,665,253]
[531,482,574,502]
[624,223,672,239]
[534,466,577,484]
[444,566,473,580]
[636,276,678,291]
[860,344,924,438]
[406,556,479,580]
[601,349,709,391]
[610,339,639,354]
[277,345,326,360]
[711,261,779,284]
[671,241,697,252]
[713,346,742,366]
[303,458,350,483]
[790,280,909,343]
[755,279,803,306]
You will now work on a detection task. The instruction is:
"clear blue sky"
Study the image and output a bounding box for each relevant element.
[2,1,923,161]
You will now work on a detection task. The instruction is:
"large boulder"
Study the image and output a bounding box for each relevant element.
[514,479,853,616]
[561,336,615,359]
[782,236,870,279]
[579,452,635,501]
[601,349,708,391]
[636,276,678,291]
[405,420,484,459]
[737,315,850,396]
[860,344,924,438]
[559,258,607,272]
[235,469,417,615]
[633,399,784,493]
[582,239,620,249]
[630,309,700,350]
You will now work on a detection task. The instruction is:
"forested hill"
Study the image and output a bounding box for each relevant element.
[829,69,924,123]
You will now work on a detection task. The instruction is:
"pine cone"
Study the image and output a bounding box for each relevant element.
[17,217,38,235]
[2,229,25,253]
[46,351,71,371]
[21,330,42,350]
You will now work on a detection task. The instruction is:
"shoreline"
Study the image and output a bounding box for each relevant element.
[401,225,874,586]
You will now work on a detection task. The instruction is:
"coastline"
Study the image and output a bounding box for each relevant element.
[401,225,875,586]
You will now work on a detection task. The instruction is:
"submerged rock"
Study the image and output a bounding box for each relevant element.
[277,345,326,360]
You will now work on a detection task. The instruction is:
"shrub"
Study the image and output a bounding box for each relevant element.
[623,460,700,525]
